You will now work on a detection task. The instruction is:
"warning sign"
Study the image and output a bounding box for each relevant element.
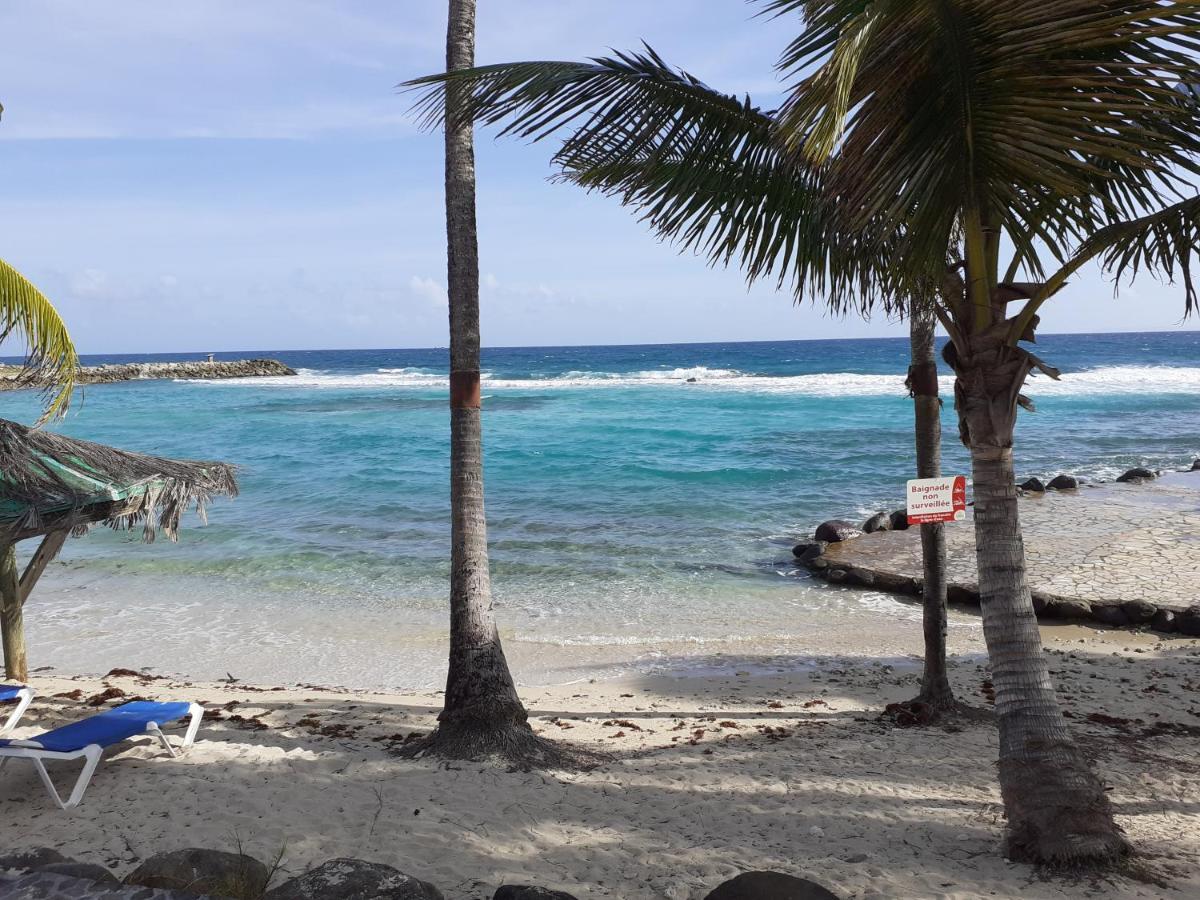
[906,476,967,525]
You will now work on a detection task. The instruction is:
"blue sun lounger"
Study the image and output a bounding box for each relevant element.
[0,685,34,735]
[0,700,202,809]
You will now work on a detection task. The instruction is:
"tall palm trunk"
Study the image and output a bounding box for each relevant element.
[405,0,578,768]
[952,331,1129,864]
[907,304,953,710]
[405,0,531,761]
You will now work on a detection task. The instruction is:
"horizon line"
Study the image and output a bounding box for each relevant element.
[51,326,1199,359]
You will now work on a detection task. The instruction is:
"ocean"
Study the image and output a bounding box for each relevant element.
[3,331,1198,689]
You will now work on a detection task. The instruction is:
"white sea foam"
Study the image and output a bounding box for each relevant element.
[183,364,1200,397]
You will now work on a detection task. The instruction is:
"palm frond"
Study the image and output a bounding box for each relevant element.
[404,47,906,315]
[1083,194,1200,317]
[775,0,1200,284]
[0,259,79,424]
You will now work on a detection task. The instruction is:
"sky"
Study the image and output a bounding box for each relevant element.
[1,0,1195,355]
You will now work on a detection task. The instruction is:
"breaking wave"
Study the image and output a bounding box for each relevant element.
[185,364,1200,398]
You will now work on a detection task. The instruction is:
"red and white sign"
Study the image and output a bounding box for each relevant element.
[906,476,967,525]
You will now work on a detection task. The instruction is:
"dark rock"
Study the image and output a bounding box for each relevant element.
[125,849,270,897]
[847,569,876,587]
[1047,598,1092,620]
[826,569,848,583]
[1091,605,1130,627]
[704,871,842,900]
[0,849,68,871]
[792,541,827,564]
[494,887,579,900]
[1019,477,1046,492]
[685,377,698,383]
[2,871,201,897]
[1031,593,1048,615]
[266,859,443,900]
[808,557,828,570]
[888,509,910,531]
[1116,467,1156,483]
[1177,605,1200,637]
[38,861,120,884]
[1121,599,1157,625]
[1046,474,1078,490]
[814,520,861,543]
[861,512,891,534]
[1191,458,1200,471]
[1150,609,1178,633]
[947,584,979,606]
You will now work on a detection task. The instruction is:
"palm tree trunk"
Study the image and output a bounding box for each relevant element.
[955,341,1129,864]
[0,543,27,682]
[908,306,953,710]
[403,0,577,768]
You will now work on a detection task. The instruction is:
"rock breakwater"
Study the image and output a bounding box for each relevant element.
[1,358,295,387]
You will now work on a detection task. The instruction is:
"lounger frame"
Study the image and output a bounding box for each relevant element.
[0,703,202,809]
[0,687,34,736]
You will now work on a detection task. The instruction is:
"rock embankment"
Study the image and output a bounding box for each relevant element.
[0,848,843,900]
[793,469,1200,635]
[0,358,295,387]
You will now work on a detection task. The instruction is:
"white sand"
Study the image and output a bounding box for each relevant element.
[2,628,1198,899]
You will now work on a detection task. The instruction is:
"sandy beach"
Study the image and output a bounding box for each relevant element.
[2,625,1197,899]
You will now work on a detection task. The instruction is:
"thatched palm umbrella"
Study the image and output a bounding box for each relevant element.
[0,418,238,680]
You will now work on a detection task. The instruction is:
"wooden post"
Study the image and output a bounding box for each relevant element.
[0,543,26,682]
[20,530,68,603]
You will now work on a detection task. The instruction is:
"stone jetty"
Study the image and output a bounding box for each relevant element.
[796,471,1200,634]
[1,358,295,387]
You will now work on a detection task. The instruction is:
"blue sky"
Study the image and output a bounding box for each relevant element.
[1,0,1195,354]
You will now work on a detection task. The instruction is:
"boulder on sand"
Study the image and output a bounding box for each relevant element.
[1150,609,1177,633]
[861,512,891,534]
[1091,605,1130,627]
[1177,605,1200,637]
[1121,599,1157,625]
[38,862,119,884]
[1116,467,1156,483]
[1046,597,1092,620]
[888,509,910,531]
[494,887,580,900]
[1046,474,1078,490]
[1191,458,1200,471]
[792,541,827,564]
[266,859,443,900]
[704,871,842,899]
[814,520,862,543]
[125,848,270,897]
[0,849,68,871]
[1019,477,1045,492]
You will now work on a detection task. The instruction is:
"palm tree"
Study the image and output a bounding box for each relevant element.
[399,0,576,768]
[906,300,953,711]
[1,258,78,423]
[1,257,79,685]
[406,0,1200,862]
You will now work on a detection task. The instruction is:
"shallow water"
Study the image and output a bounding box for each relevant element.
[4,332,1198,688]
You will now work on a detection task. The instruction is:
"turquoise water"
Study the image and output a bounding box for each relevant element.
[3,332,1198,687]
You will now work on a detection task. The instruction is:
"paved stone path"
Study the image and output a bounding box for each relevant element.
[821,472,1200,612]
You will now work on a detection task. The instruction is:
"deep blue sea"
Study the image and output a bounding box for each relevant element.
[3,332,1198,688]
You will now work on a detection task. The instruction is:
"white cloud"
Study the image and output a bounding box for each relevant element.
[408,276,447,307]
[68,268,110,298]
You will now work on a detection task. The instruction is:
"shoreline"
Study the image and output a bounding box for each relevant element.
[4,628,1198,899]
